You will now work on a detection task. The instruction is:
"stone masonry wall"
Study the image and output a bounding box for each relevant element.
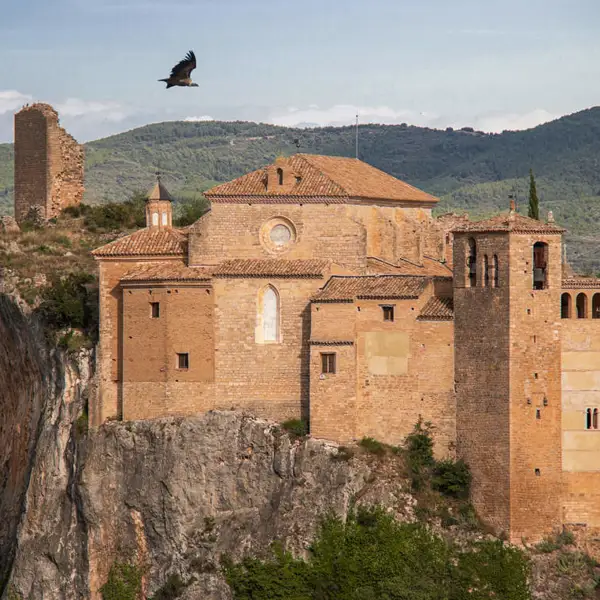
[454,232,512,537]
[211,277,326,423]
[189,203,447,272]
[508,233,563,543]
[310,286,455,453]
[93,257,187,427]
[121,283,215,420]
[561,318,600,526]
[14,103,83,224]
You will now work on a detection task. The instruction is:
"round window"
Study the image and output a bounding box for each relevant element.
[269,224,292,246]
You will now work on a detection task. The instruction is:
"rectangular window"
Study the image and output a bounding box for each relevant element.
[382,305,394,322]
[150,302,160,318]
[321,353,336,374]
[177,353,189,370]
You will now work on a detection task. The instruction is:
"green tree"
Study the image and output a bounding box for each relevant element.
[528,168,539,220]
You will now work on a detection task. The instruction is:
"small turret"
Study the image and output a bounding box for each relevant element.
[145,172,173,229]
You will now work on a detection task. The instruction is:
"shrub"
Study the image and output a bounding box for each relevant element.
[100,562,142,600]
[224,507,532,600]
[82,192,146,232]
[404,418,435,490]
[150,574,189,600]
[359,437,386,456]
[174,196,210,227]
[282,419,308,438]
[432,459,472,499]
[36,272,98,338]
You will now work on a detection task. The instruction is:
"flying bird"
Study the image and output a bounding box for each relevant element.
[159,51,198,89]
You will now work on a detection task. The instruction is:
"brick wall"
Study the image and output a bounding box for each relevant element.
[14,103,83,223]
[310,286,455,453]
[454,232,512,536]
[189,203,448,272]
[121,283,214,420]
[92,257,187,426]
[454,231,563,542]
[211,277,326,423]
[508,234,563,542]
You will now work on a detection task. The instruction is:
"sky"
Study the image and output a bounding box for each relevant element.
[1,0,600,142]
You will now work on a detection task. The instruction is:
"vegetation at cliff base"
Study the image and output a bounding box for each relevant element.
[223,506,531,600]
[100,562,142,600]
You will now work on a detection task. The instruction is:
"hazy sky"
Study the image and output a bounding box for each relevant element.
[1,0,599,142]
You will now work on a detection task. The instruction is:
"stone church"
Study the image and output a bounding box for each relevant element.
[90,153,600,544]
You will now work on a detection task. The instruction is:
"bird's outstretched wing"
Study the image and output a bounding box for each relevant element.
[169,50,197,80]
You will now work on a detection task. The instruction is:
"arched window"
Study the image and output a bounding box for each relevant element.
[533,242,548,290]
[152,212,159,226]
[593,294,600,319]
[484,255,489,287]
[277,168,284,185]
[561,293,572,319]
[493,255,499,287]
[467,238,477,288]
[594,408,599,430]
[262,285,280,342]
[577,293,588,319]
[161,211,168,226]
[586,408,592,429]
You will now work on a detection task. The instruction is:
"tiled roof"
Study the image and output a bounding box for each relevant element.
[209,195,346,204]
[92,228,187,257]
[212,259,329,278]
[312,275,426,302]
[563,278,600,289]
[366,256,452,278]
[417,296,454,321]
[205,154,437,204]
[121,263,212,283]
[453,212,565,234]
[147,180,173,201]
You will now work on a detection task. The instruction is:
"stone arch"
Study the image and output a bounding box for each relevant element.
[593,293,600,319]
[561,293,572,319]
[533,242,548,290]
[257,284,280,343]
[467,238,476,287]
[577,293,588,319]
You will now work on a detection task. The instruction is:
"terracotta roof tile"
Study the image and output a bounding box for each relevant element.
[213,259,329,278]
[92,228,187,257]
[205,154,437,204]
[312,275,426,302]
[417,297,454,321]
[562,278,600,289]
[453,212,565,234]
[121,263,212,283]
[367,256,452,278]
[209,195,346,204]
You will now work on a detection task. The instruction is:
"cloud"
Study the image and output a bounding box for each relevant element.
[184,115,215,122]
[270,104,423,128]
[466,109,558,133]
[270,103,558,134]
[0,90,32,115]
[55,98,130,123]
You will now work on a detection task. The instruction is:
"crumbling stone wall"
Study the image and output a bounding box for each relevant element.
[14,103,84,224]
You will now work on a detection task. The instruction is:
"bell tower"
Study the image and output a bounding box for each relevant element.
[145,173,173,229]
[453,207,564,542]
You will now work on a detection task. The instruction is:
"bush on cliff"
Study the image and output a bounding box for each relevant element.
[36,271,99,339]
[223,506,531,600]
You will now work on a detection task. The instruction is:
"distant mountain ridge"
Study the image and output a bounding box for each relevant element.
[1,108,600,271]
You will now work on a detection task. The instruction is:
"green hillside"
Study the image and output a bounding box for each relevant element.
[2,109,600,271]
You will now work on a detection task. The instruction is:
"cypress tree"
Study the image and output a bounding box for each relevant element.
[528,168,540,220]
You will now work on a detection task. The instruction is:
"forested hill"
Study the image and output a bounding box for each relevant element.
[1,107,600,271]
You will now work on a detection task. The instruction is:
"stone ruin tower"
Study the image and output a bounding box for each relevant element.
[14,103,84,225]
